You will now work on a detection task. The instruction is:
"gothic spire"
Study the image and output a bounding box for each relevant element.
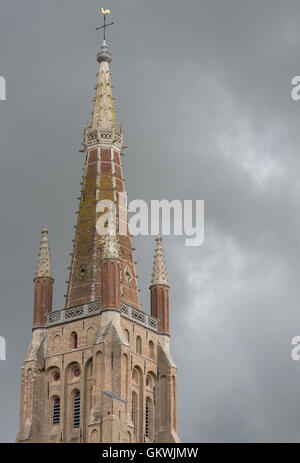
[91,39,116,130]
[151,235,169,286]
[65,12,140,310]
[35,226,53,279]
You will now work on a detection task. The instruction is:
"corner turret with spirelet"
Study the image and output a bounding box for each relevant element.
[150,235,170,334]
[33,226,54,328]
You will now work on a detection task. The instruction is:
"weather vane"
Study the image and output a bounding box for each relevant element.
[95,8,114,42]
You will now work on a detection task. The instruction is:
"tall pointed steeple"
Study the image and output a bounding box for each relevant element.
[151,235,168,286]
[35,226,52,279]
[65,32,140,310]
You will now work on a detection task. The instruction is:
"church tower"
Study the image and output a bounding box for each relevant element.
[16,15,180,443]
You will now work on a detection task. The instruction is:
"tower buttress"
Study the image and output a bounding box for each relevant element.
[150,235,169,334]
[33,226,53,328]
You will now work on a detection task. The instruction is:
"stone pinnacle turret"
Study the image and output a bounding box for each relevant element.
[151,235,169,286]
[35,226,53,279]
[33,226,53,328]
[150,235,170,334]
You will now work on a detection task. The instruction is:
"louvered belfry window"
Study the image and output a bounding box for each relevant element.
[73,391,80,428]
[145,397,150,438]
[131,391,137,429]
[53,397,60,425]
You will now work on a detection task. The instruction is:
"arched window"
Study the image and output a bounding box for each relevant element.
[86,327,95,347]
[91,428,98,443]
[131,391,137,430]
[136,336,142,355]
[53,335,61,353]
[172,375,176,430]
[25,369,33,421]
[160,376,167,428]
[73,390,80,428]
[52,396,60,425]
[89,385,93,412]
[124,329,130,343]
[70,332,78,349]
[132,368,139,384]
[145,397,151,438]
[146,374,153,389]
[149,340,154,359]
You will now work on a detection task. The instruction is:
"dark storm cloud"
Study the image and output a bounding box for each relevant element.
[0,0,300,442]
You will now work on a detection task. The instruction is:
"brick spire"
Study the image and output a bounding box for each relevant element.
[65,40,140,310]
[35,226,52,278]
[33,226,53,328]
[151,235,168,286]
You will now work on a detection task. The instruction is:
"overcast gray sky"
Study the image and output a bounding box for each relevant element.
[1,0,300,443]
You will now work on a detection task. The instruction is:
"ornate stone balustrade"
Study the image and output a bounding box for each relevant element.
[46,300,158,331]
[47,301,102,326]
[120,304,158,331]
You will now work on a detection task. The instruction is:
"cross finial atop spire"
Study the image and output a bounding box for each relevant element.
[95,8,114,43]
[35,226,53,279]
[151,235,169,286]
[95,10,113,64]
